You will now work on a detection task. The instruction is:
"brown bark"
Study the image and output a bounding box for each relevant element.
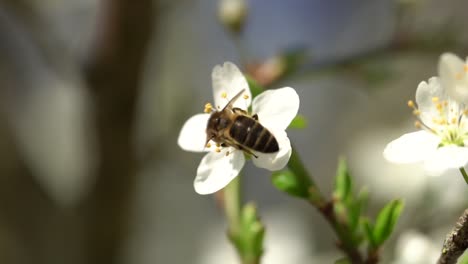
[80,0,154,263]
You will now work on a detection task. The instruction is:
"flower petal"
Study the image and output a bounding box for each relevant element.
[178,113,210,152]
[423,146,468,176]
[212,62,251,110]
[194,150,245,194]
[251,87,299,130]
[252,128,291,171]
[383,130,440,164]
[438,52,468,104]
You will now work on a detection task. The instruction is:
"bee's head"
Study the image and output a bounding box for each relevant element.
[205,111,231,144]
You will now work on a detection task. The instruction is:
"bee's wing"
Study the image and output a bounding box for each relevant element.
[222,89,245,111]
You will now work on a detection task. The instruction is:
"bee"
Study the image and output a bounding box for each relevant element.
[205,89,279,158]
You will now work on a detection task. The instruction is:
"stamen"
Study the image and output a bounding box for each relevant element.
[407,100,415,108]
[225,151,230,156]
[216,143,221,147]
[206,143,211,148]
[432,97,439,103]
[414,121,422,129]
[221,91,227,99]
[243,94,249,99]
[464,64,468,72]
[436,102,443,112]
[413,109,421,116]
[215,148,221,153]
[204,102,213,113]
[451,117,457,124]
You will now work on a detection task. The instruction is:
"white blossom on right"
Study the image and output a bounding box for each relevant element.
[384,54,468,176]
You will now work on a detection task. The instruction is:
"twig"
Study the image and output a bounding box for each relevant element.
[437,209,468,264]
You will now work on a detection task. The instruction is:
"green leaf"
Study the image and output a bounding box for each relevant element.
[334,158,352,202]
[236,203,265,259]
[373,199,404,246]
[362,218,377,248]
[271,169,310,198]
[246,76,264,98]
[288,114,308,129]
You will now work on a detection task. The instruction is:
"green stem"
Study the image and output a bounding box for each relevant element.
[460,167,468,185]
[225,176,241,236]
[288,147,326,206]
[287,147,364,263]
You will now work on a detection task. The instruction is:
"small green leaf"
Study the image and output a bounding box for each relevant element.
[288,114,308,129]
[246,76,264,98]
[271,169,310,198]
[236,203,265,259]
[334,158,352,202]
[373,199,404,246]
[362,218,377,248]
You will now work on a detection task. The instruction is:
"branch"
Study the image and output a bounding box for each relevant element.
[437,209,468,264]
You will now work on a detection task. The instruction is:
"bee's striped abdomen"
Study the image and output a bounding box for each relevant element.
[230,115,279,153]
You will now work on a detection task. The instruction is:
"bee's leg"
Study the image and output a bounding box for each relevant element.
[236,144,258,158]
[252,114,258,120]
[232,107,248,115]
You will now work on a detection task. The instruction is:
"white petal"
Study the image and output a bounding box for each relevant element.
[194,150,245,194]
[212,62,251,110]
[423,146,468,176]
[438,52,468,104]
[383,131,440,164]
[252,87,300,130]
[252,129,291,171]
[178,113,210,152]
[415,78,446,127]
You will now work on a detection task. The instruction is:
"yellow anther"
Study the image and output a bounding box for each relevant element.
[436,103,443,111]
[243,94,249,99]
[464,109,468,115]
[440,118,447,125]
[456,72,463,80]
[216,143,221,147]
[204,103,213,113]
[206,143,211,148]
[414,121,422,128]
[451,117,457,124]
[464,64,468,72]
[432,97,439,103]
[221,91,227,99]
[443,101,448,107]
[225,151,230,156]
[215,148,221,153]
[412,109,421,116]
[407,100,415,108]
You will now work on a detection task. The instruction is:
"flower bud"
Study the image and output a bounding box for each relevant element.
[218,0,247,33]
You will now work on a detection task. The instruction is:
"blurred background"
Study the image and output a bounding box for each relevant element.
[0,0,468,263]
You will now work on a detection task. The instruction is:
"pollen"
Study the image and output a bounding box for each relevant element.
[413,109,421,116]
[414,121,422,129]
[221,91,227,99]
[431,97,439,103]
[216,143,221,147]
[206,143,211,148]
[407,100,415,108]
[451,117,457,124]
[215,148,221,153]
[204,103,213,113]
[243,94,249,99]
[464,64,468,72]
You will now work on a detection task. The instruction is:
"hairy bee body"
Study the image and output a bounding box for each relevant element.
[205,89,279,157]
[229,115,278,153]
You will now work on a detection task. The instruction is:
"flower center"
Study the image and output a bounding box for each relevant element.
[408,97,468,147]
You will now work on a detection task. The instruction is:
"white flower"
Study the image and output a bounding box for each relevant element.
[438,53,468,104]
[384,75,468,176]
[178,62,300,194]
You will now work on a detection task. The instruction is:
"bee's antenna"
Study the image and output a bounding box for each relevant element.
[222,89,246,111]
